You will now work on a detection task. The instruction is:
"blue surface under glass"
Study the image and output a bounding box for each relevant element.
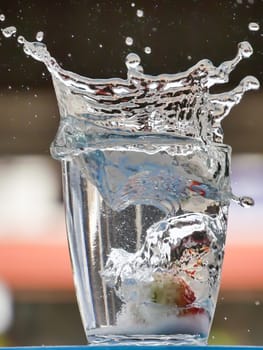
[1,346,263,350]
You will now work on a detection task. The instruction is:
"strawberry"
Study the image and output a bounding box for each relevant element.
[179,306,206,317]
[151,273,196,307]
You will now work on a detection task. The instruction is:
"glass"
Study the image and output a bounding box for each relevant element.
[49,58,236,344]
[59,138,230,345]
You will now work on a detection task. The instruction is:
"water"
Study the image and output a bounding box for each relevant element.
[1,26,259,344]
[125,36,133,46]
[136,9,144,18]
[144,46,152,54]
[248,22,260,31]
[1,26,17,38]
[10,38,258,147]
[36,31,44,42]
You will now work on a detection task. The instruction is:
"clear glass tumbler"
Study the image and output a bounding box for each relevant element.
[52,120,231,345]
[49,54,235,345]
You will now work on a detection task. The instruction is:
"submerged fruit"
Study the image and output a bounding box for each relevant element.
[151,273,196,307]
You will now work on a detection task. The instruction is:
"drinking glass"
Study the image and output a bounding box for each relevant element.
[51,72,232,345]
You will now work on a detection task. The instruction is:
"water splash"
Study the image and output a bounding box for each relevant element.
[11,37,259,147]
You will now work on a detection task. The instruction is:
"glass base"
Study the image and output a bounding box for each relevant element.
[87,333,207,346]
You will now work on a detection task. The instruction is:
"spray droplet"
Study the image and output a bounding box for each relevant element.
[36,31,44,42]
[17,35,25,44]
[136,9,144,17]
[238,41,253,58]
[125,53,141,70]
[239,196,254,208]
[99,43,103,48]
[1,26,17,38]
[0,14,5,22]
[187,55,192,60]
[144,46,152,54]
[248,22,260,31]
[125,36,133,46]
[131,2,135,7]
[224,316,228,321]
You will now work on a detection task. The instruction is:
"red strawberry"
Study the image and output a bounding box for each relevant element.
[179,306,206,317]
[151,273,196,307]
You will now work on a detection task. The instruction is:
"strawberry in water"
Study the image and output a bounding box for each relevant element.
[178,306,207,317]
[151,273,196,307]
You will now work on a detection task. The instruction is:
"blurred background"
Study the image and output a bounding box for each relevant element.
[0,0,262,346]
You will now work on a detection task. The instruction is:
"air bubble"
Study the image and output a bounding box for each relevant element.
[0,14,5,22]
[1,26,17,38]
[125,37,133,46]
[136,9,144,17]
[248,22,260,31]
[36,31,44,42]
[144,46,151,54]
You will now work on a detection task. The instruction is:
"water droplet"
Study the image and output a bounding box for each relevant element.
[187,55,192,60]
[0,14,5,22]
[248,22,260,31]
[67,52,72,58]
[247,329,251,333]
[125,36,133,46]
[1,26,17,38]
[36,31,44,42]
[136,9,144,17]
[99,43,103,48]
[239,196,254,208]
[144,46,151,54]
[17,35,25,44]
[255,300,260,306]
[238,41,253,58]
[125,53,141,69]
[131,2,135,7]
[224,316,228,321]
[8,85,12,90]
